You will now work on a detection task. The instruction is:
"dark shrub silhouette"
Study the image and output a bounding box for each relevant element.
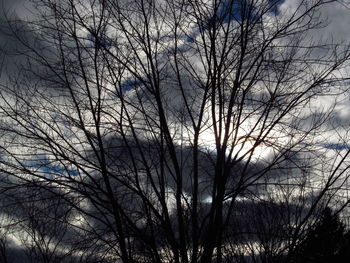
[294,207,348,263]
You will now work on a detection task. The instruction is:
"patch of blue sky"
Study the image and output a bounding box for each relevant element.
[321,143,350,151]
[216,0,285,24]
[323,79,350,86]
[217,0,244,23]
[184,0,284,43]
[121,79,141,92]
[26,159,78,177]
[300,141,350,151]
[183,0,286,44]
[186,34,195,43]
[267,0,285,16]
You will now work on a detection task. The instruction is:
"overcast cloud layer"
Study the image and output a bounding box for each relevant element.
[1,0,350,145]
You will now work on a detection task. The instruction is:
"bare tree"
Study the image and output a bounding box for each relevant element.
[1,0,350,262]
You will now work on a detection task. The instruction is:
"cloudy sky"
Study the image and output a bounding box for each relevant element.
[2,0,350,75]
[0,1,350,260]
[1,0,350,148]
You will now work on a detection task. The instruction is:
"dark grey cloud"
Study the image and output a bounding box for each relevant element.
[1,0,34,17]
[0,0,40,82]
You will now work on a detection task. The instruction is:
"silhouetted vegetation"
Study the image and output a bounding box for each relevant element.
[293,207,350,263]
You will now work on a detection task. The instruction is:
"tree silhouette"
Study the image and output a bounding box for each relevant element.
[338,230,350,262]
[294,207,347,263]
[0,0,350,262]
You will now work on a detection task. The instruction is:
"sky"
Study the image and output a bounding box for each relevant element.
[1,0,350,260]
[0,0,350,159]
[2,0,350,75]
[1,0,350,154]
